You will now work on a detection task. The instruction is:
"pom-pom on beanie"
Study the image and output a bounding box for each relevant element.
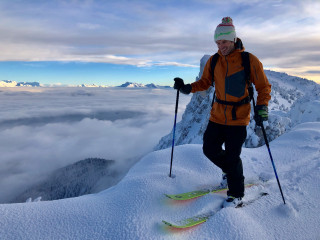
[214,17,237,42]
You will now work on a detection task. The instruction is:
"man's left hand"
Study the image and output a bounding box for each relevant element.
[254,105,268,126]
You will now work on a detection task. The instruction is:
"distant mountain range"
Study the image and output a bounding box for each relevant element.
[117,82,171,88]
[0,80,171,88]
[0,80,40,87]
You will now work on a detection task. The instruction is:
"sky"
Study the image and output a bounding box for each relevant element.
[0,0,320,86]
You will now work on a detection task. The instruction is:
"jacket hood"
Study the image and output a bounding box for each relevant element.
[235,38,245,51]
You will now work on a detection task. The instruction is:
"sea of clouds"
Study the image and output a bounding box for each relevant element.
[0,87,191,203]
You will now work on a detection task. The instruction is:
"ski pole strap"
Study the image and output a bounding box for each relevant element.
[215,96,251,120]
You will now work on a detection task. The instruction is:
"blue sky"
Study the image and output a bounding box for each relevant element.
[0,0,319,86]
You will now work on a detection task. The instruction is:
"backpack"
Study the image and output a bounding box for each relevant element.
[210,51,254,120]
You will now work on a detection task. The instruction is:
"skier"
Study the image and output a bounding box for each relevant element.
[174,17,271,207]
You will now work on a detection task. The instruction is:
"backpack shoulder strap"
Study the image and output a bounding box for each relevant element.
[241,51,254,100]
[241,51,250,83]
[210,53,220,86]
[210,53,219,106]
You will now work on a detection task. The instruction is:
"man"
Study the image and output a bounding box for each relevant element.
[174,17,271,207]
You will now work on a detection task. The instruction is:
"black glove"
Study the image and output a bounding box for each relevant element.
[254,105,268,126]
[174,77,192,95]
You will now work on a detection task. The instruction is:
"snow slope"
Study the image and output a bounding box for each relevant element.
[1,122,319,240]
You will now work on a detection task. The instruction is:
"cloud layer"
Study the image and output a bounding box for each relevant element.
[0,87,191,203]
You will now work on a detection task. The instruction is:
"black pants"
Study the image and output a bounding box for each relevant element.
[203,121,247,198]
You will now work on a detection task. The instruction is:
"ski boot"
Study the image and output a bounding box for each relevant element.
[223,196,243,208]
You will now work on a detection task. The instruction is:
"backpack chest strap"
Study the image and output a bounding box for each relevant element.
[215,96,251,120]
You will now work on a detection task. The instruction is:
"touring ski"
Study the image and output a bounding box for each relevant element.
[165,183,256,201]
[162,192,268,229]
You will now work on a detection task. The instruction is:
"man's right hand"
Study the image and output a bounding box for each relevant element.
[174,77,192,94]
[174,77,185,90]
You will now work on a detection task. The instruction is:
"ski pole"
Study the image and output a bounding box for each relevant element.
[253,98,286,204]
[260,124,286,204]
[169,89,179,178]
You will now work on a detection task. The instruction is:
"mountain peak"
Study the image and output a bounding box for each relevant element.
[0,80,41,87]
[117,82,170,88]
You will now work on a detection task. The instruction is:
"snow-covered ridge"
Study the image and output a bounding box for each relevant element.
[77,83,109,88]
[12,158,118,203]
[155,55,320,150]
[0,122,319,239]
[117,81,171,88]
[118,82,146,88]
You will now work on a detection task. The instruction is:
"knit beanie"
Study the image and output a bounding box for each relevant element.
[214,17,237,42]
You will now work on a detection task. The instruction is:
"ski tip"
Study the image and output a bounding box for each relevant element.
[164,194,184,200]
[162,217,208,229]
[162,220,188,229]
[162,220,174,227]
[164,189,211,201]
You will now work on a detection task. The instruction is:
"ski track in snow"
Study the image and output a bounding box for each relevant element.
[0,122,319,239]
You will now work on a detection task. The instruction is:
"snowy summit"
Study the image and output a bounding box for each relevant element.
[118,82,149,88]
[0,80,40,87]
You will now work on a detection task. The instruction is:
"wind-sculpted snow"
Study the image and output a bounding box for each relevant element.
[155,56,320,150]
[0,122,319,239]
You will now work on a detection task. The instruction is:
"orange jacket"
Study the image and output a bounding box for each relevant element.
[191,42,271,126]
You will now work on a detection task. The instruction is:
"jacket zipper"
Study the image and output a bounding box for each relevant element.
[224,55,228,125]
